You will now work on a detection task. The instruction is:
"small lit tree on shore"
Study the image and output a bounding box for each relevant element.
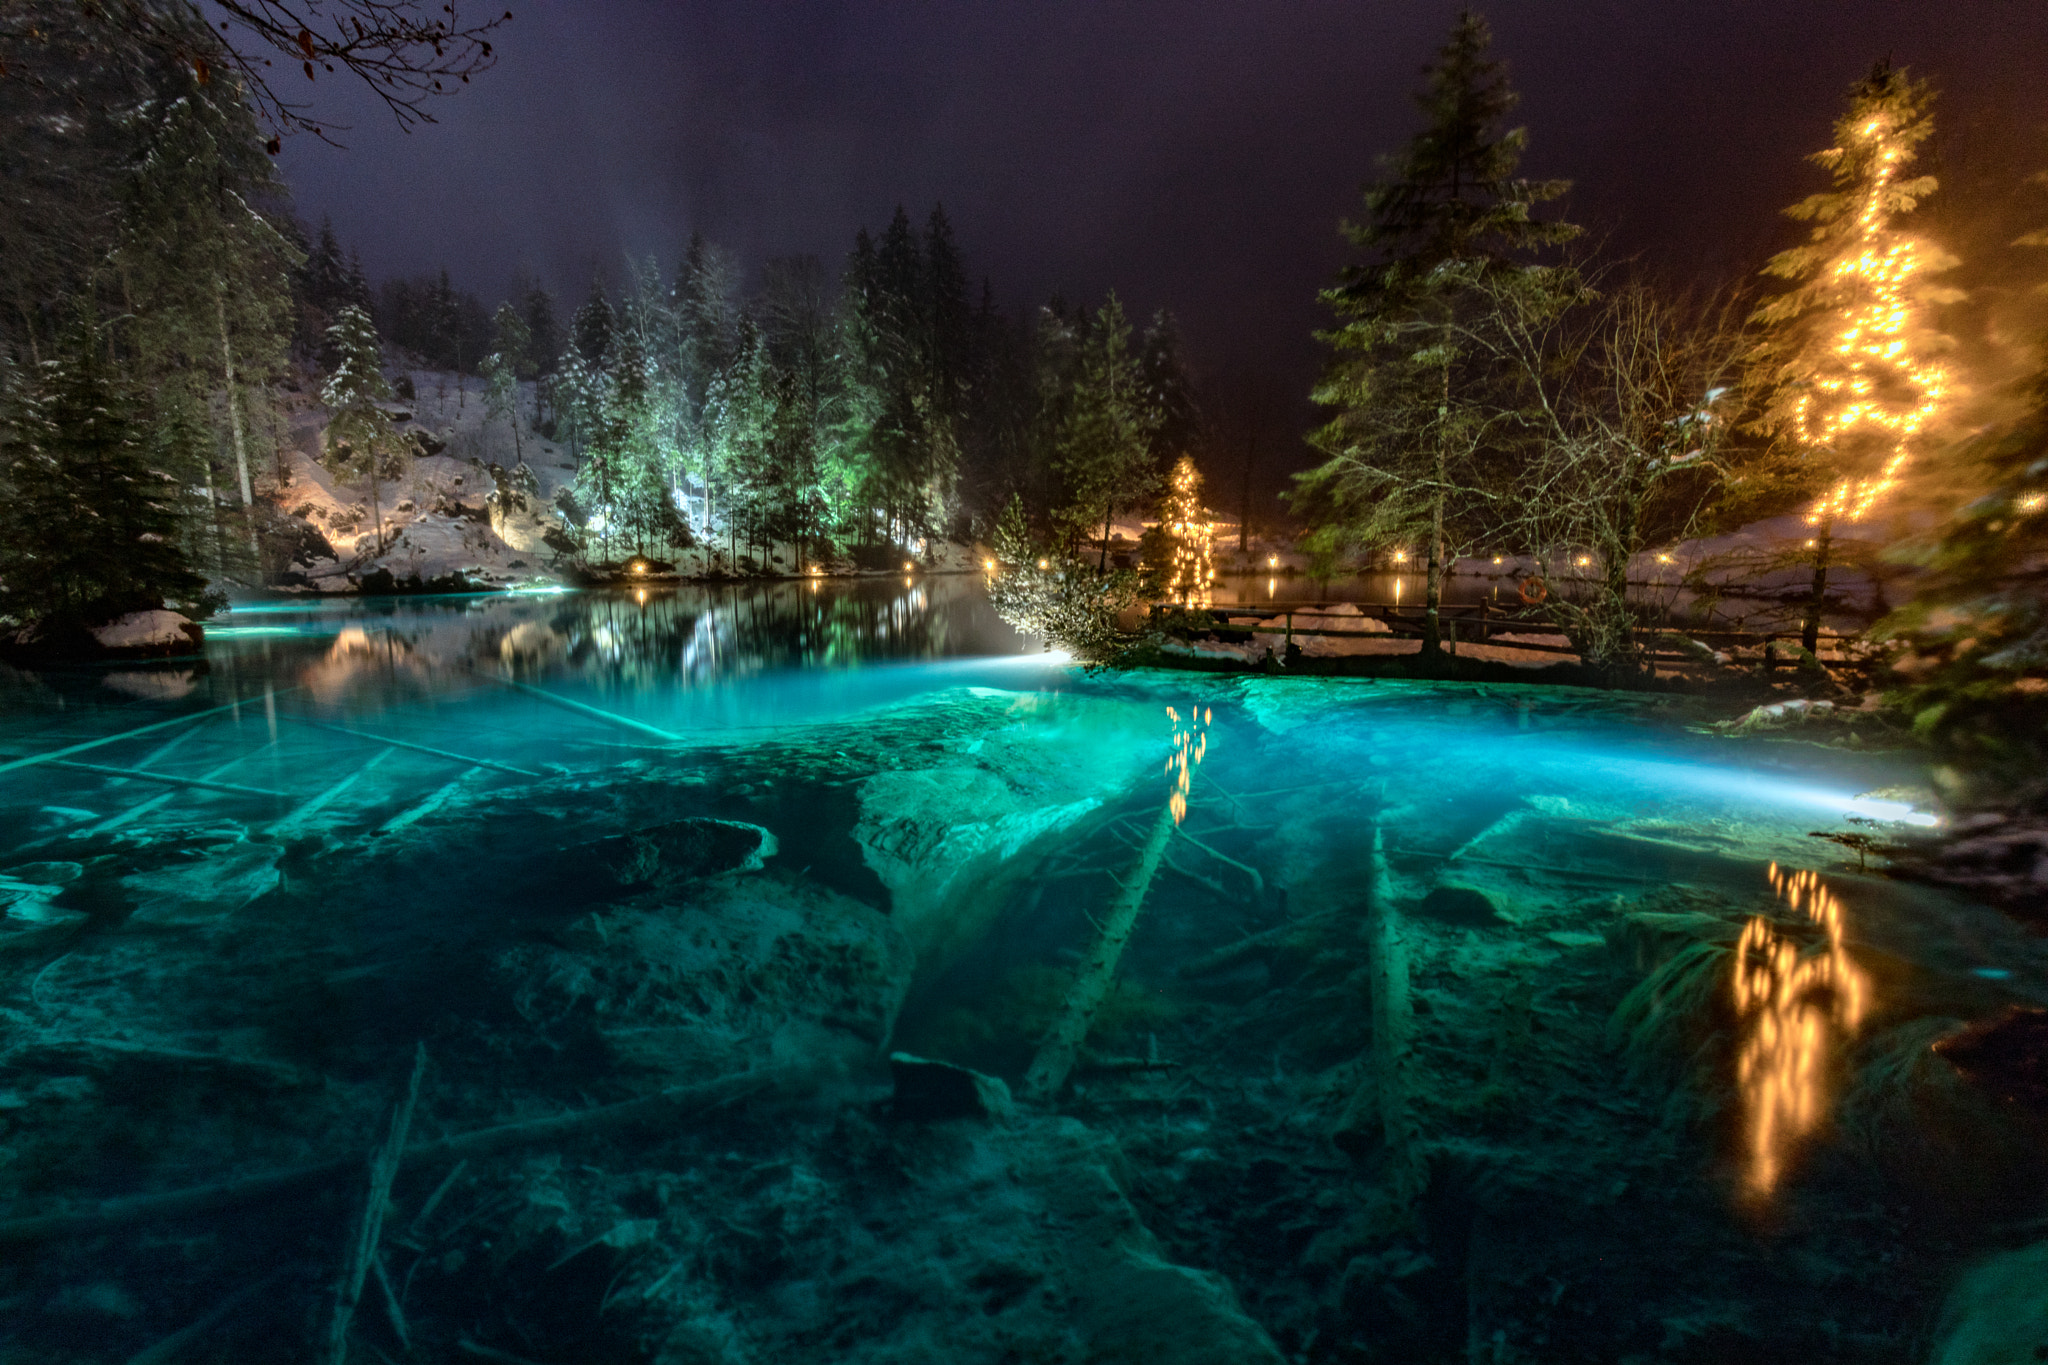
[1162,455,1213,608]
[1752,60,1959,652]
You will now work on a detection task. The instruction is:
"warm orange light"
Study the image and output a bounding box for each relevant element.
[1790,106,1950,526]
[1392,549,1407,563]
[1164,456,1213,608]
[983,558,996,571]
[1735,865,1870,1198]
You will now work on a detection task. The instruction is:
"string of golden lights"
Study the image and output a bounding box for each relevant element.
[1164,455,1216,609]
[1791,114,1949,526]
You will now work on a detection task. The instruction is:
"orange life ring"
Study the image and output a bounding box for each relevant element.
[1517,575,1549,606]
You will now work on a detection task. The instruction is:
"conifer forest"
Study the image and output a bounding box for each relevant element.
[2,4,2048,1364]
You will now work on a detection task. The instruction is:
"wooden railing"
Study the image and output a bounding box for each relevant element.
[1149,601,1863,670]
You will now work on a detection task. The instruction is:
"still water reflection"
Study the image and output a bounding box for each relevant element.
[1738,864,1871,1198]
[0,579,2038,1363]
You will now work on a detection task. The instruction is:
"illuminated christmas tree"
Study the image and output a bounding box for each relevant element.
[1753,61,1959,650]
[1163,455,1213,608]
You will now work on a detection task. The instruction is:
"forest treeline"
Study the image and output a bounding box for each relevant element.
[0,0,1204,641]
[302,209,1203,570]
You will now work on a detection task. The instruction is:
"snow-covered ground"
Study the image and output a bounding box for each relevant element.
[259,364,983,593]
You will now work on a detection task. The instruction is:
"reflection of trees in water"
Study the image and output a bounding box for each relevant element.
[492,576,1001,689]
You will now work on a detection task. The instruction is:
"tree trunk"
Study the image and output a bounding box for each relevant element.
[1801,522,1833,655]
[216,282,253,508]
[1023,802,1177,1102]
[1098,498,1114,574]
[1422,367,1449,659]
[1333,818,1419,1198]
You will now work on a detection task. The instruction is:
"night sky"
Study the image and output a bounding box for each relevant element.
[285,0,2048,473]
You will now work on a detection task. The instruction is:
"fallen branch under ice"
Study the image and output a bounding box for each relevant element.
[0,1066,786,1246]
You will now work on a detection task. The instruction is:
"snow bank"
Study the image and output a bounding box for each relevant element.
[90,610,201,653]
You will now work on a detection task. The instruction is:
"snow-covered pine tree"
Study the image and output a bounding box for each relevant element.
[1752,60,1960,652]
[0,323,208,638]
[1301,9,1578,657]
[483,303,531,466]
[115,50,298,546]
[1054,294,1161,569]
[321,304,404,557]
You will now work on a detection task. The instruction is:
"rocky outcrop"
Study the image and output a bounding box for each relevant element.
[87,610,202,656]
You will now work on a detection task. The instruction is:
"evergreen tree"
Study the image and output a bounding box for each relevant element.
[1881,364,2048,797]
[1161,455,1215,608]
[520,277,561,377]
[321,304,405,555]
[1752,61,1959,651]
[573,279,616,369]
[482,302,531,465]
[1054,294,1161,568]
[115,57,298,534]
[0,323,208,636]
[1300,10,1578,656]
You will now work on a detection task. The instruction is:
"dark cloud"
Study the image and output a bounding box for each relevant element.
[283,0,2048,405]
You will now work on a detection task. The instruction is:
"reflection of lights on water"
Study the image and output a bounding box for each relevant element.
[1735,865,1869,1198]
[1164,702,1213,825]
[635,588,647,604]
[1266,577,1277,599]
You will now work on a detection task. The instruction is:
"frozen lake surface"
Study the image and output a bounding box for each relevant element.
[1,580,2042,1362]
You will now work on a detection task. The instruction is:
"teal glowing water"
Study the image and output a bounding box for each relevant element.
[0,581,2039,1361]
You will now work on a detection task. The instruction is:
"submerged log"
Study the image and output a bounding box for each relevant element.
[1024,802,1178,1102]
[0,1066,785,1246]
[323,1044,426,1365]
[1333,819,1420,1194]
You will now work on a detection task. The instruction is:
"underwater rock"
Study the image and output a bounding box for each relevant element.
[88,610,203,656]
[855,770,1108,973]
[1931,1241,2048,1365]
[122,838,282,925]
[0,862,85,926]
[503,873,911,1077]
[888,1052,1013,1122]
[1413,882,1507,927]
[577,817,778,886]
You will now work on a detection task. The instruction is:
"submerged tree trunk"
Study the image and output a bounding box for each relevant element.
[1023,802,1177,1102]
[1801,521,1833,655]
[1333,818,1419,1197]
